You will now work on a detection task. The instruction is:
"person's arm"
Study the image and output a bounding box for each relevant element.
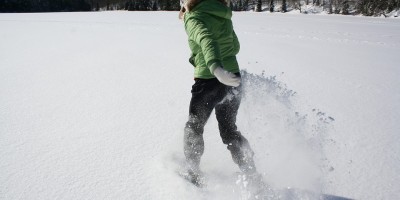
[185,17,222,72]
[185,17,241,87]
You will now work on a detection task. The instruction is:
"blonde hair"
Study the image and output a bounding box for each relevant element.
[183,0,229,12]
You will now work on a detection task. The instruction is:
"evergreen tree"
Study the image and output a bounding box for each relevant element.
[229,0,233,10]
[125,1,129,10]
[270,0,274,12]
[152,1,158,11]
[328,0,333,13]
[282,0,287,12]
[142,0,150,10]
[255,0,262,12]
[342,0,350,15]
[238,0,243,11]
[128,0,133,10]
[135,0,140,10]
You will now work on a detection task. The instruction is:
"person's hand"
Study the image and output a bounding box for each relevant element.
[212,67,241,87]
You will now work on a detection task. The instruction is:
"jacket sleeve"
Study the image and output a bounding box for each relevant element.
[185,16,222,73]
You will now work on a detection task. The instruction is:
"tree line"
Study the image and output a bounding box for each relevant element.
[0,0,180,12]
[1,0,399,17]
[251,0,399,16]
[0,0,91,12]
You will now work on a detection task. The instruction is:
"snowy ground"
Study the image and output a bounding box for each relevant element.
[1,11,399,200]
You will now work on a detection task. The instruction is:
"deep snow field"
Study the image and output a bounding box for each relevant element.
[1,11,399,200]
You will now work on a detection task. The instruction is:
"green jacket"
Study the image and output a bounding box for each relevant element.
[184,0,240,79]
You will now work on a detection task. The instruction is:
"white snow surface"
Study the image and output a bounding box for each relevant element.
[1,11,399,200]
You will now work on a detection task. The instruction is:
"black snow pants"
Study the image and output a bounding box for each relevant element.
[184,76,256,174]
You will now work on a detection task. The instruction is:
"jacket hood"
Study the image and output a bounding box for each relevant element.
[185,0,232,20]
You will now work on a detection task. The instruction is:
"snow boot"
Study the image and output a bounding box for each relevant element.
[227,139,257,174]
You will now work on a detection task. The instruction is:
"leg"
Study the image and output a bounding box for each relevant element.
[184,79,226,172]
[215,85,257,174]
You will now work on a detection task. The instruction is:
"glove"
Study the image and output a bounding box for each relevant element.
[212,66,241,87]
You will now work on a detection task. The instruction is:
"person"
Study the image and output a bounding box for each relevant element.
[179,0,259,186]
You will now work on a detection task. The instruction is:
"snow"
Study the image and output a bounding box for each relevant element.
[1,11,399,200]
